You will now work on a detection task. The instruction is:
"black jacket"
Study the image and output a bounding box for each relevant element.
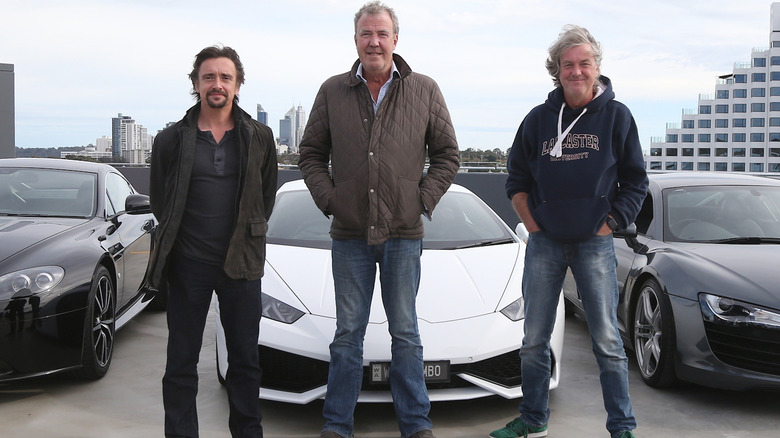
[146,103,278,288]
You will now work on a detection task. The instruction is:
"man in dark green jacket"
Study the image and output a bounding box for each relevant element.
[148,45,277,438]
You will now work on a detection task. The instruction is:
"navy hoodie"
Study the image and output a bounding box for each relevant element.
[505,76,648,243]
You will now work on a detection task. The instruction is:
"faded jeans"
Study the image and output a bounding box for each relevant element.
[322,238,432,438]
[519,232,636,437]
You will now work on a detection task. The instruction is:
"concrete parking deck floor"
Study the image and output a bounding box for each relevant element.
[1,300,778,438]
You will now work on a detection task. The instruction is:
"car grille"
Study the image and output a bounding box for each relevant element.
[704,321,780,376]
[259,346,555,393]
[259,346,330,393]
[458,349,526,387]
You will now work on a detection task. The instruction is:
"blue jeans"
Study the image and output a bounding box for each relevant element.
[519,232,636,437]
[322,238,431,438]
[163,254,263,438]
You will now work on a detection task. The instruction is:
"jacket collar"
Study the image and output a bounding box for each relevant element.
[346,53,412,87]
[181,102,251,133]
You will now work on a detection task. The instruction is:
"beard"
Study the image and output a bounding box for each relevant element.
[206,91,229,109]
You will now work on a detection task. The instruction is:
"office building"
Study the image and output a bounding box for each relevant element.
[257,104,268,126]
[111,114,133,158]
[650,3,780,173]
[0,63,13,158]
[294,104,306,153]
[278,105,306,153]
[279,111,292,150]
[111,113,153,164]
[96,135,112,152]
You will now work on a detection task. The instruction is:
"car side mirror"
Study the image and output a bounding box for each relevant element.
[515,222,529,243]
[614,223,648,254]
[125,194,152,215]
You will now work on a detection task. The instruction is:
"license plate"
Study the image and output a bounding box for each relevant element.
[370,360,450,384]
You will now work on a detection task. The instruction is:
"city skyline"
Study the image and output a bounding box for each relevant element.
[2,1,775,151]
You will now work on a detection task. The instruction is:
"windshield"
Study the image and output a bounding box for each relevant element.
[0,167,97,218]
[266,188,515,250]
[664,184,780,242]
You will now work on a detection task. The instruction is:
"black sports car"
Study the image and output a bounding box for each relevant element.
[0,158,157,381]
[564,173,780,391]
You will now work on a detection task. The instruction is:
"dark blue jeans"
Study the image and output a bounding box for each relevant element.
[163,254,263,438]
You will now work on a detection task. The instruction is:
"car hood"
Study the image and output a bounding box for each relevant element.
[266,243,522,324]
[676,243,780,305]
[0,217,90,262]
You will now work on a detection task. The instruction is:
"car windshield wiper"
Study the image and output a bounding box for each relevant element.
[0,212,47,217]
[713,237,780,244]
[0,212,79,218]
[454,238,515,249]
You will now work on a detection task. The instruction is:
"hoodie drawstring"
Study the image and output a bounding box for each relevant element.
[551,102,587,158]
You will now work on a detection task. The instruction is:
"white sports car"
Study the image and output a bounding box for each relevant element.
[216,179,565,404]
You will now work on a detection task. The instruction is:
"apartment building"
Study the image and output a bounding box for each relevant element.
[649,2,780,174]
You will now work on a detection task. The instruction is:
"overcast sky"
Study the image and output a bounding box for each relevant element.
[2,0,777,152]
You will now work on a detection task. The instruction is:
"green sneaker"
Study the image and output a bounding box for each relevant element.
[489,416,548,438]
[614,432,636,438]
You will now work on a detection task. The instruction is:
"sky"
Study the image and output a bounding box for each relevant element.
[2,0,777,153]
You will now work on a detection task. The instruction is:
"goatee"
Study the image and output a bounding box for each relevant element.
[206,95,229,109]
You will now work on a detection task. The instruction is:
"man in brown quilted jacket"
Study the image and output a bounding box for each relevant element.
[298,2,459,438]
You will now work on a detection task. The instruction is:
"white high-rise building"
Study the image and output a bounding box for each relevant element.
[294,104,306,152]
[96,135,112,153]
[120,120,152,164]
[650,2,780,174]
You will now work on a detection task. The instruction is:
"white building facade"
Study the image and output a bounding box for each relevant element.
[95,135,112,152]
[118,118,153,164]
[649,2,780,174]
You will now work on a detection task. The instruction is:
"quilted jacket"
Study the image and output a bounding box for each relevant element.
[298,54,460,244]
[146,103,278,289]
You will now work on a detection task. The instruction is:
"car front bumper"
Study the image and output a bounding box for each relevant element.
[216,301,565,404]
[670,295,780,391]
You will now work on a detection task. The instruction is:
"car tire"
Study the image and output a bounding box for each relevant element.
[632,278,677,388]
[73,265,116,380]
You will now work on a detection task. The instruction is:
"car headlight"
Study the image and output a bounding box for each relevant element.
[0,266,65,299]
[700,293,780,329]
[261,292,305,324]
[500,297,525,321]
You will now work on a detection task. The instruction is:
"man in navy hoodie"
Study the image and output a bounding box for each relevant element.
[490,25,647,438]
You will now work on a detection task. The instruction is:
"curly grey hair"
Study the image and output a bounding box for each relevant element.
[545,25,602,89]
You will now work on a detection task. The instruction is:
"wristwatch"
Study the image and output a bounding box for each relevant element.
[606,216,619,232]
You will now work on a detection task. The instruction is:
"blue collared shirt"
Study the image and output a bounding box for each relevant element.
[356,62,400,114]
